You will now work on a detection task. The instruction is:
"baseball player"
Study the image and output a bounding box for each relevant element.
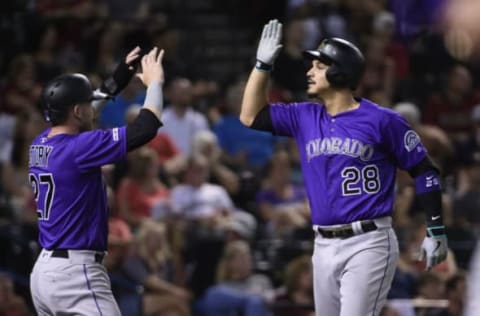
[29,47,165,315]
[240,19,448,316]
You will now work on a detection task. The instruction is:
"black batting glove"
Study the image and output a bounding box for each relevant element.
[100,46,143,96]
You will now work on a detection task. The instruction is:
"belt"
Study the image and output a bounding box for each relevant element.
[51,249,104,263]
[316,220,377,239]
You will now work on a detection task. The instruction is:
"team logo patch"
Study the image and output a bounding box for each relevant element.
[404,130,420,152]
[112,128,119,141]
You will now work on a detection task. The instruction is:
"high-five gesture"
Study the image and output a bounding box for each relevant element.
[256,19,283,70]
[136,47,165,87]
[100,46,142,97]
[136,47,165,120]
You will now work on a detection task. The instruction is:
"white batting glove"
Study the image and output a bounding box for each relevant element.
[256,19,283,66]
[418,226,448,270]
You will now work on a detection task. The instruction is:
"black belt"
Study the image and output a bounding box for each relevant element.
[51,249,104,263]
[317,220,377,239]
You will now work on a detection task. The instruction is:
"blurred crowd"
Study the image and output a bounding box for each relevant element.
[1,0,480,315]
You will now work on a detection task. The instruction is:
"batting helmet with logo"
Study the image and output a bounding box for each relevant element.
[42,73,109,124]
[303,38,365,90]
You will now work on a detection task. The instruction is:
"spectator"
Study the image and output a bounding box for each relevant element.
[161,77,209,155]
[192,130,240,197]
[99,78,146,129]
[372,11,410,82]
[423,64,480,141]
[455,104,480,194]
[32,22,64,84]
[393,102,454,173]
[122,220,191,316]
[273,255,314,316]
[357,36,396,106]
[433,272,466,316]
[256,151,310,238]
[106,214,141,316]
[0,54,42,115]
[125,104,185,181]
[415,271,445,298]
[213,79,278,171]
[116,147,170,228]
[170,154,236,228]
[92,22,126,77]
[453,154,480,237]
[11,110,47,224]
[0,274,29,316]
[203,240,273,316]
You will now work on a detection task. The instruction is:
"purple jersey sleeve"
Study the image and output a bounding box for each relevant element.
[74,127,127,169]
[269,103,301,137]
[382,112,427,170]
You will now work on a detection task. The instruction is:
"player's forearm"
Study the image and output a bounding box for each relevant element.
[239,68,270,126]
[142,81,164,121]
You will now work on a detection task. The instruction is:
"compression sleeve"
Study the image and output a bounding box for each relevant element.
[408,157,443,227]
[126,109,162,151]
[250,105,274,132]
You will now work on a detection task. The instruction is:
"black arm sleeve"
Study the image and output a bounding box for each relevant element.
[408,157,444,228]
[250,105,274,132]
[126,109,162,151]
[407,156,440,177]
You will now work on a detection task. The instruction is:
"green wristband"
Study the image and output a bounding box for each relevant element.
[255,60,273,72]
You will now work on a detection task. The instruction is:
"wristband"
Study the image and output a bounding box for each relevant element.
[255,60,273,72]
[426,225,446,237]
[144,81,164,112]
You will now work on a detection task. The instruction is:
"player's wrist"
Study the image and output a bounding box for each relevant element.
[100,61,136,96]
[426,225,446,238]
[255,60,273,72]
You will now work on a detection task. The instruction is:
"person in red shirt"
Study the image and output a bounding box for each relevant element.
[116,146,170,229]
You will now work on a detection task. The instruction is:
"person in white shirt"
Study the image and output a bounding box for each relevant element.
[171,154,234,222]
[161,77,209,155]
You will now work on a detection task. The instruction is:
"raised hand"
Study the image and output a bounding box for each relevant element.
[136,47,165,87]
[256,19,283,66]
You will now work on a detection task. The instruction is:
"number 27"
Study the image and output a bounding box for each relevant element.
[29,173,55,220]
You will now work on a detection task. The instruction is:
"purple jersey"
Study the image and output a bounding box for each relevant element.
[28,127,127,251]
[270,98,427,225]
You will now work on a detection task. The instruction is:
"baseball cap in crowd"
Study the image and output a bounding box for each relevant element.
[392,102,421,125]
[225,211,257,241]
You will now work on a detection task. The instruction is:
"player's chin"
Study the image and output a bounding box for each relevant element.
[306,84,324,97]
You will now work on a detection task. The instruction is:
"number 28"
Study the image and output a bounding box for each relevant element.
[341,165,380,196]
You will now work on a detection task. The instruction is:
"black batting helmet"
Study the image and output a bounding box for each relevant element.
[42,73,108,124]
[303,38,365,89]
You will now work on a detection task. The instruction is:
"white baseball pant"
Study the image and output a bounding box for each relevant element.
[312,216,399,316]
[30,249,121,316]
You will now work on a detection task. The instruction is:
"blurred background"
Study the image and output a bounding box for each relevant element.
[1,0,480,315]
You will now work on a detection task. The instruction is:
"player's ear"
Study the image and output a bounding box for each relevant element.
[73,104,82,120]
